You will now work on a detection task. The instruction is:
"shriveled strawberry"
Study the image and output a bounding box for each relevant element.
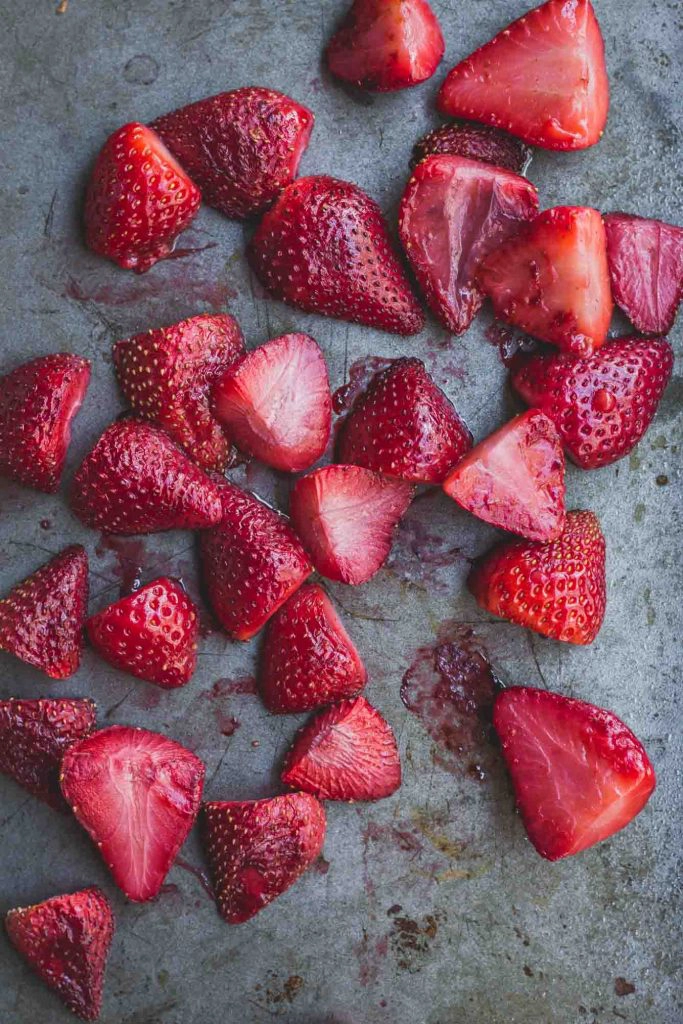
[248,176,424,335]
[113,313,245,472]
[469,509,606,644]
[411,121,532,174]
[203,793,326,923]
[604,213,683,334]
[511,336,674,469]
[212,333,331,472]
[85,122,201,273]
[494,687,656,860]
[337,357,472,482]
[5,887,114,1021]
[61,726,205,902]
[399,154,538,334]
[437,0,609,151]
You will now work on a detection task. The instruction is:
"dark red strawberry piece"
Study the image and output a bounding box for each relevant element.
[604,213,683,334]
[411,121,532,174]
[494,687,656,860]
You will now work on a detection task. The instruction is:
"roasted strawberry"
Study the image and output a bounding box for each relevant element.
[411,121,532,175]
[604,213,683,334]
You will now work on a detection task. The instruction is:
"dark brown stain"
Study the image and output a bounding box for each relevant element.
[389,910,445,972]
[614,977,636,997]
[262,972,304,1005]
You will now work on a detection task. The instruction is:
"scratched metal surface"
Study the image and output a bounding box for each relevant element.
[0,1,681,1022]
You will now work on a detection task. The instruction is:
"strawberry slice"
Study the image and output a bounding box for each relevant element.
[411,121,532,175]
[399,154,539,333]
[443,410,566,542]
[494,687,656,860]
[5,887,114,1021]
[604,212,683,334]
[289,465,414,585]
[437,0,609,151]
[282,695,401,801]
[203,793,326,923]
[212,333,332,472]
[478,206,613,355]
[261,583,367,713]
[60,725,205,902]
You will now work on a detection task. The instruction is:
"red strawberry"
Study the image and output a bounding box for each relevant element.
[113,313,245,472]
[437,0,609,151]
[469,509,606,645]
[443,410,566,542]
[282,695,401,801]
[0,546,88,679]
[326,0,444,92]
[478,206,613,355]
[411,121,532,175]
[212,333,332,472]
[60,725,205,902]
[494,687,656,860]
[248,176,424,335]
[0,353,90,493]
[0,698,96,809]
[399,154,538,334]
[85,122,201,273]
[5,887,114,1021]
[199,480,312,640]
[71,420,223,535]
[289,465,414,585]
[203,793,326,923]
[604,213,683,334]
[337,357,472,483]
[260,583,367,714]
[511,336,674,469]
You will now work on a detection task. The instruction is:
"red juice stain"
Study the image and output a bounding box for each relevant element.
[39,518,52,530]
[485,321,538,368]
[63,261,232,311]
[207,676,257,737]
[95,535,146,596]
[332,356,396,415]
[175,857,215,901]
[313,855,331,875]
[157,883,180,898]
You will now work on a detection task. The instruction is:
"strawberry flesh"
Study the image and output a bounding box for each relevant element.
[411,121,532,175]
[604,212,683,334]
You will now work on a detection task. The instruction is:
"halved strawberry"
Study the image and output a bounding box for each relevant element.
[212,333,332,472]
[437,0,609,151]
[478,206,613,355]
[604,212,683,334]
[60,725,205,902]
[411,121,532,175]
[282,695,401,801]
[494,687,656,860]
[289,465,414,585]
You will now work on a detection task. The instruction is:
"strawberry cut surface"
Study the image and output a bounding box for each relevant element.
[604,213,683,334]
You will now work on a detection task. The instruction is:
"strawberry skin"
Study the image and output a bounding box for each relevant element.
[248,175,424,335]
[494,687,656,860]
[604,212,683,334]
[411,121,532,175]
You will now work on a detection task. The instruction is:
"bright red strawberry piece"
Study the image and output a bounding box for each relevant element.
[203,792,326,923]
[494,687,656,860]
[289,465,414,585]
[71,420,223,535]
[411,121,532,174]
[437,0,609,151]
[212,333,332,472]
[604,213,683,334]
[113,313,245,472]
[282,695,401,801]
[337,357,472,482]
[248,175,424,335]
[470,509,606,644]
[399,154,538,334]
[5,887,114,1021]
[61,725,205,901]
[511,336,674,469]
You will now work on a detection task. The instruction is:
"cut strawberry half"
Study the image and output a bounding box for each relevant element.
[604,212,683,334]
[411,121,532,175]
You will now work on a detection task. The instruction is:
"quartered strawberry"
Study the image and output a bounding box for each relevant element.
[326,0,444,91]
[337,357,472,483]
[282,695,401,801]
[289,465,414,585]
[511,336,674,469]
[604,213,683,334]
[60,726,205,902]
[199,480,312,640]
[5,887,114,1021]
[71,420,223,535]
[113,313,245,472]
[203,793,326,924]
[411,121,532,175]
[248,175,424,335]
[260,583,367,714]
[152,87,314,219]
[85,122,201,273]
[469,509,606,644]
[399,154,538,334]
[443,410,566,542]
[212,333,332,472]
[437,0,609,151]
[494,687,656,860]
[0,546,88,679]
[478,206,613,355]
